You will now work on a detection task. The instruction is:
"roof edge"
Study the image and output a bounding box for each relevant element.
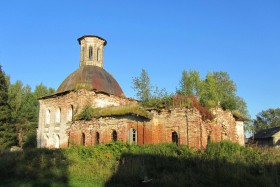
[39,88,126,100]
[77,35,107,45]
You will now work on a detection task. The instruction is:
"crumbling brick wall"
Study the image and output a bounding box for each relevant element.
[66,107,243,149]
[37,89,136,148]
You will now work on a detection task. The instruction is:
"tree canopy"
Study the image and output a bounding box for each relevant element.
[178,70,201,97]
[177,70,249,118]
[0,65,55,150]
[0,66,16,151]
[132,69,152,104]
[252,108,280,133]
[132,69,249,120]
[132,69,168,107]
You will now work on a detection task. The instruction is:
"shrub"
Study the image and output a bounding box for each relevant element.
[189,95,214,121]
[1,142,280,187]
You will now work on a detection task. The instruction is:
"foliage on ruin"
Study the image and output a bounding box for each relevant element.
[232,110,251,121]
[1,141,280,186]
[132,69,250,122]
[76,104,152,121]
[179,71,250,120]
[132,69,152,105]
[74,83,92,91]
[189,95,214,121]
[178,70,201,97]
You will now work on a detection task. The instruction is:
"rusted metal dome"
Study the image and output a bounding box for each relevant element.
[57,65,124,97]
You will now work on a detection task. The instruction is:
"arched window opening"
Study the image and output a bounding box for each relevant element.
[46,109,51,124]
[55,134,60,148]
[112,130,117,142]
[207,135,211,144]
[128,128,137,144]
[89,46,93,60]
[81,46,85,60]
[172,131,178,145]
[44,134,49,147]
[81,133,86,146]
[56,108,61,123]
[68,105,73,121]
[95,132,100,145]
[97,48,100,61]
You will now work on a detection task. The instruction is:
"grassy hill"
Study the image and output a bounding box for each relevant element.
[0,142,279,187]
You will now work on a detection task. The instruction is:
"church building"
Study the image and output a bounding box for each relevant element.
[37,35,245,149]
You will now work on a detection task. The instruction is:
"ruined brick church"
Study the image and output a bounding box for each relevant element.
[37,35,245,149]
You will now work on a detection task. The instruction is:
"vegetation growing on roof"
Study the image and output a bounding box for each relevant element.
[232,110,250,121]
[132,69,249,122]
[74,83,92,91]
[75,104,152,121]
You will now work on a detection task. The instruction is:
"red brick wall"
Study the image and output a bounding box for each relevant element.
[67,107,241,149]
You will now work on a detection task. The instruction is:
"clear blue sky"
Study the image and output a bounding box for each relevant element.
[0,1,279,119]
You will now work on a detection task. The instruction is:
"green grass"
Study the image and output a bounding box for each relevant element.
[0,142,279,187]
[76,104,152,120]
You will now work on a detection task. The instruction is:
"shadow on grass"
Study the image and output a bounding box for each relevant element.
[0,149,69,187]
[105,153,280,187]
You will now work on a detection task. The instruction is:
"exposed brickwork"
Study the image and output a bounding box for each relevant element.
[37,89,136,148]
[60,105,245,149]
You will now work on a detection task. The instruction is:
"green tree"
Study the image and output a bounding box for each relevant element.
[6,80,54,148]
[33,83,55,98]
[132,69,152,105]
[212,72,237,110]
[8,80,24,124]
[177,70,201,97]
[0,65,16,151]
[234,96,250,118]
[253,108,280,133]
[200,71,239,110]
[132,69,170,108]
[200,72,219,108]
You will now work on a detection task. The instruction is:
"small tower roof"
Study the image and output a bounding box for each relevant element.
[77,35,107,45]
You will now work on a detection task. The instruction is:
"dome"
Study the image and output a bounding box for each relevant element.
[57,65,124,97]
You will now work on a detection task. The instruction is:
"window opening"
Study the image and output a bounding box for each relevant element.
[172,131,178,145]
[55,134,60,148]
[128,128,137,144]
[207,135,211,144]
[44,135,49,147]
[68,105,73,121]
[46,109,51,124]
[97,48,100,61]
[56,108,61,123]
[95,132,100,145]
[81,133,86,146]
[112,130,117,141]
[89,46,93,60]
[82,46,84,60]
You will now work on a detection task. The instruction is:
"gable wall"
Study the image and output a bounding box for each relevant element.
[273,131,280,146]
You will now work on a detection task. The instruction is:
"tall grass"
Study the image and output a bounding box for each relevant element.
[0,142,279,187]
[76,105,152,121]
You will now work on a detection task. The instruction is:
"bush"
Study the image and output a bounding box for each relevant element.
[1,142,280,187]
[22,131,37,149]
